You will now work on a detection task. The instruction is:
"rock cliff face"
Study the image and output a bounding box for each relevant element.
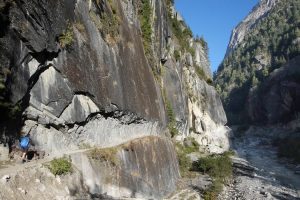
[0,0,228,198]
[248,56,300,124]
[226,0,278,55]
[0,136,179,199]
[215,0,300,125]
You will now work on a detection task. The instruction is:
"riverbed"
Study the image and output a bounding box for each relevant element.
[221,126,300,200]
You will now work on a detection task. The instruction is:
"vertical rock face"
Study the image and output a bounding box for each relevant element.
[1,0,167,148]
[0,136,179,200]
[72,136,180,199]
[215,0,300,125]
[0,0,229,198]
[248,56,300,124]
[194,42,212,78]
[226,0,278,54]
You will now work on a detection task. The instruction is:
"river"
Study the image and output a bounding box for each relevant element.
[222,126,300,200]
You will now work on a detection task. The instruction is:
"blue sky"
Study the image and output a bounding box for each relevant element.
[175,0,259,72]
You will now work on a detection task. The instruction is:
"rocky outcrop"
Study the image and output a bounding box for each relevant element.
[226,0,278,54]
[0,0,167,147]
[72,136,179,199]
[183,65,229,153]
[194,42,211,78]
[0,136,179,199]
[0,0,229,151]
[248,56,300,124]
[0,0,229,198]
[162,43,229,152]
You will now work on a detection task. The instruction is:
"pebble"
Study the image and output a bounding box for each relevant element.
[17,187,27,194]
[56,176,61,184]
[260,190,266,195]
[1,175,10,183]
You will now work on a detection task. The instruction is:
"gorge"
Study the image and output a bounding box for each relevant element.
[0,0,299,199]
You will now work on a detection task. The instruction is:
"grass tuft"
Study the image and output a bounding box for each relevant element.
[192,152,233,200]
[59,23,74,48]
[88,147,120,166]
[48,157,72,176]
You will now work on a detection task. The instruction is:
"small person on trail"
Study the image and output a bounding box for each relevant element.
[19,133,32,163]
[9,131,45,163]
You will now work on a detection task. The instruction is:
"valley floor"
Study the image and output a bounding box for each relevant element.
[221,126,300,200]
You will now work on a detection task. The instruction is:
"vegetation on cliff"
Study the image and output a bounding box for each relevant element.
[90,0,120,43]
[138,0,153,62]
[193,151,233,200]
[215,0,300,124]
[175,138,199,177]
[175,136,234,200]
[48,157,73,176]
[88,147,120,166]
[59,23,74,48]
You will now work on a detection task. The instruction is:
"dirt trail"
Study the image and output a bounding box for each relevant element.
[0,148,92,177]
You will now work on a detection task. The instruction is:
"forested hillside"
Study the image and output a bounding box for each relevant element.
[215,0,300,124]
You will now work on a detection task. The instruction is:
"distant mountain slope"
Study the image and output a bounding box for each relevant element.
[215,0,300,125]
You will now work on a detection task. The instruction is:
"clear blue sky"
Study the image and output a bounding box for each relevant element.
[175,0,259,72]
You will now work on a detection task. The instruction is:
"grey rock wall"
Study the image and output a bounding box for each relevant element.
[226,0,278,55]
[0,0,230,198]
[0,136,179,199]
[71,136,179,199]
[248,56,300,124]
[194,42,211,78]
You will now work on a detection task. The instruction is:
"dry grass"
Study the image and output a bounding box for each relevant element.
[88,147,120,166]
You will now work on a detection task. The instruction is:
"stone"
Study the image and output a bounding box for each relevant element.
[194,42,212,78]
[30,66,73,118]
[60,95,100,124]
[0,144,9,161]
[1,175,10,183]
[17,188,27,194]
[187,152,201,162]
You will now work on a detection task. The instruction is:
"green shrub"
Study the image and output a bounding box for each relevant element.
[194,153,232,181]
[206,78,213,85]
[169,14,195,57]
[74,22,85,33]
[183,137,200,154]
[174,50,180,61]
[100,12,119,40]
[175,142,193,177]
[193,152,233,200]
[165,99,178,137]
[203,180,223,200]
[89,0,120,43]
[49,158,72,176]
[138,0,154,65]
[195,66,207,80]
[59,24,73,48]
[0,101,21,120]
[195,35,208,53]
[88,147,120,166]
